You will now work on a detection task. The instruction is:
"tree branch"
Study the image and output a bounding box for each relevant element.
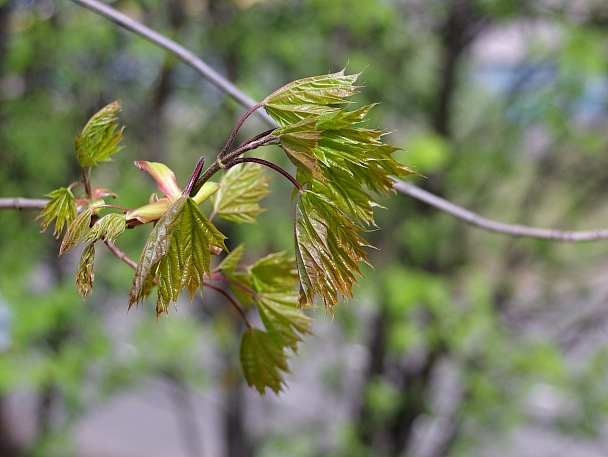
[0,198,49,210]
[394,180,608,242]
[69,0,276,126]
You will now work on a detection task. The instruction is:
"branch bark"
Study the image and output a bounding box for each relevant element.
[394,181,608,242]
[69,0,275,126]
[5,184,608,244]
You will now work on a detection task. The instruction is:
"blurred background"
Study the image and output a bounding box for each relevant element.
[2,0,608,456]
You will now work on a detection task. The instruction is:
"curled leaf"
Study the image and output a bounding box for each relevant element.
[76,244,95,299]
[134,161,182,200]
[75,101,123,167]
[59,208,93,256]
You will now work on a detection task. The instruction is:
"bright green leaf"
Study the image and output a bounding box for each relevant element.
[240,328,290,395]
[274,118,321,177]
[75,101,123,167]
[262,69,360,127]
[256,292,313,352]
[59,208,93,256]
[129,197,228,316]
[76,244,95,299]
[38,187,77,238]
[250,251,298,293]
[295,191,372,312]
[212,162,272,224]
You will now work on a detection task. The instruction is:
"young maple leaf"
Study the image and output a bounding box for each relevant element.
[129,196,228,317]
[38,187,77,238]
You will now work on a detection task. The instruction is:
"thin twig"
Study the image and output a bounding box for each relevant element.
[0,198,49,210]
[204,282,252,328]
[225,157,302,192]
[69,0,275,126]
[4,185,608,243]
[191,133,277,194]
[104,240,138,269]
[394,180,608,242]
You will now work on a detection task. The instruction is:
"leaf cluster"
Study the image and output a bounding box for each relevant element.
[37,70,413,394]
[263,70,416,312]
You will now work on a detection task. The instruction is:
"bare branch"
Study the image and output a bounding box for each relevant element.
[394,180,608,242]
[0,198,49,210]
[69,0,276,126]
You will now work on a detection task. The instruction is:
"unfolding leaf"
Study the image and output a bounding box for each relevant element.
[76,244,95,299]
[256,292,313,352]
[240,328,290,395]
[134,161,182,200]
[75,101,124,167]
[212,162,272,224]
[129,197,228,316]
[295,191,372,312]
[250,251,298,293]
[84,213,126,244]
[59,208,93,256]
[262,69,360,127]
[38,187,77,238]
[273,118,321,177]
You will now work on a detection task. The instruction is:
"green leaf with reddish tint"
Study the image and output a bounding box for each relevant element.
[75,101,123,167]
[76,244,95,299]
[295,191,372,312]
[134,161,182,200]
[85,213,126,244]
[256,292,313,352]
[38,187,77,238]
[273,118,321,177]
[240,328,290,395]
[212,162,272,224]
[129,197,228,316]
[129,197,187,308]
[262,69,360,127]
[59,208,93,256]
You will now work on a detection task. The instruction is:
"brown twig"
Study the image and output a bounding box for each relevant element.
[104,240,138,269]
[394,180,608,242]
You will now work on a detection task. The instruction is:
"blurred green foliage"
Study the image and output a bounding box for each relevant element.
[2,0,608,456]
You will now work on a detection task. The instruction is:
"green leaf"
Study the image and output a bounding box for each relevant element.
[240,328,290,395]
[295,191,372,312]
[250,251,298,293]
[212,162,272,224]
[262,69,360,127]
[129,198,187,308]
[76,244,95,299]
[129,197,228,316]
[84,213,126,244]
[256,292,313,352]
[308,167,379,226]
[59,208,93,256]
[273,118,321,177]
[38,187,77,238]
[75,101,124,167]
[216,244,254,306]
